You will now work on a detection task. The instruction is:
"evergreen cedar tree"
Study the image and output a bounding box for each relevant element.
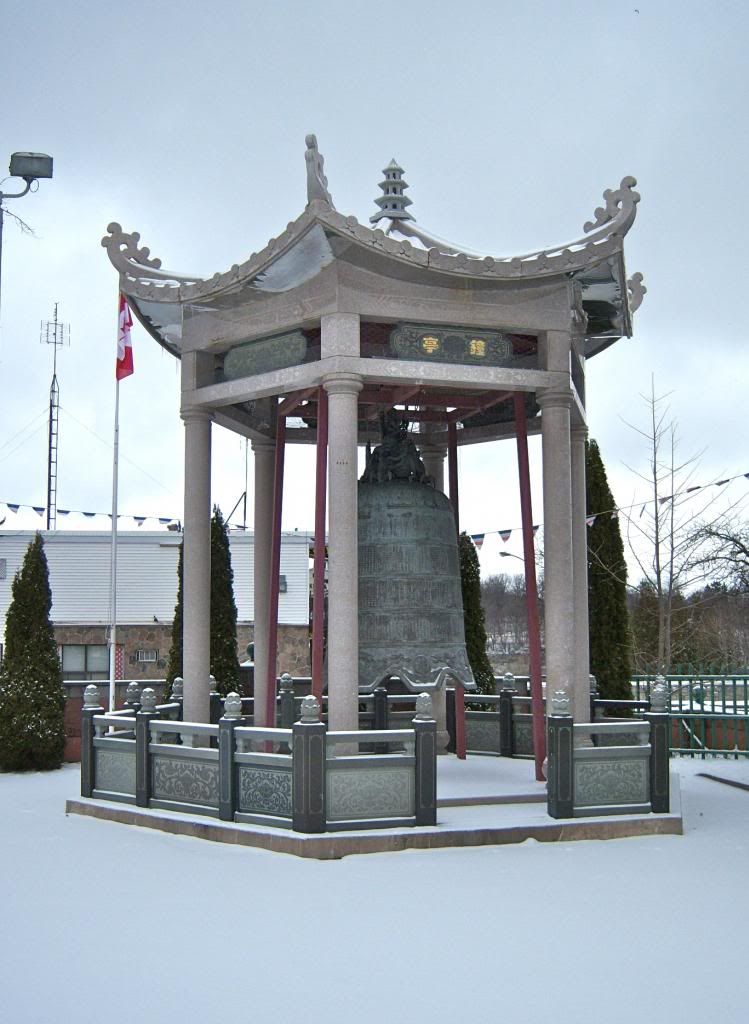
[209,506,240,696]
[458,532,495,694]
[586,439,633,701]
[0,534,66,771]
[166,507,240,698]
[165,541,184,692]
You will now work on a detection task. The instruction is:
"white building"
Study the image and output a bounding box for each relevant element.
[0,530,312,681]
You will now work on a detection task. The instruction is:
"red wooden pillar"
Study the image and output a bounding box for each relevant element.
[311,388,328,705]
[447,421,460,532]
[265,413,286,728]
[513,392,546,780]
[447,421,467,759]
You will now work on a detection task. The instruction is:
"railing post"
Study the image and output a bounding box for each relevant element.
[81,684,103,798]
[135,688,160,808]
[445,687,456,753]
[499,688,516,757]
[218,692,243,822]
[505,670,522,696]
[278,672,296,754]
[645,678,670,813]
[455,683,467,760]
[279,673,296,729]
[292,695,326,833]
[171,677,184,719]
[209,675,222,724]
[589,674,598,723]
[124,681,142,713]
[651,672,667,712]
[547,689,574,819]
[413,693,437,826]
[373,685,389,731]
[373,685,389,754]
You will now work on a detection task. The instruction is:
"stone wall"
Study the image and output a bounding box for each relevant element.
[277,625,312,676]
[55,622,311,681]
[237,624,311,676]
[55,623,172,680]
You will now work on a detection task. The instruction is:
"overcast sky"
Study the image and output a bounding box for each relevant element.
[2,0,747,580]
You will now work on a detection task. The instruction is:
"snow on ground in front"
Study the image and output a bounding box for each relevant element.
[2,757,748,1024]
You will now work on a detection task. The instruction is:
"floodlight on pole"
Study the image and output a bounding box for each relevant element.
[0,151,54,324]
[498,551,524,562]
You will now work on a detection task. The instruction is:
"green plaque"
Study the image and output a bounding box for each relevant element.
[390,323,512,366]
[222,330,307,380]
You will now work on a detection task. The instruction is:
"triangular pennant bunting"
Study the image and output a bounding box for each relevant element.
[2,461,744,537]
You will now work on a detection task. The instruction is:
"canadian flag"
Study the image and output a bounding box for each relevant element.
[116,294,134,380]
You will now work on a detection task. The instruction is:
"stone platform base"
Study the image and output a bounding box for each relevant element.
[66,775,682,860]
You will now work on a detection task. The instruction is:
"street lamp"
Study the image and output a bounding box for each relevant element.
[0,151,54,321]
[498,551,524,562]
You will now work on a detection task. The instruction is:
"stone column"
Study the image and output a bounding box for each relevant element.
[571,422,590,723]
[323,371,363,732]
[182,410,212,724]
[418,427,450,749]
[252,438,275,727]
[538,387,575,715]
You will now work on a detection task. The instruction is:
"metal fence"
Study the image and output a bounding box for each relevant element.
[626,675,749,759]
[631,674,749,714]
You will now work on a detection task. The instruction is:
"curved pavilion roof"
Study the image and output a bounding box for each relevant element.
[102,135,645,363]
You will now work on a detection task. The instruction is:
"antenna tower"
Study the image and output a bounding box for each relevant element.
[40,303,70,530]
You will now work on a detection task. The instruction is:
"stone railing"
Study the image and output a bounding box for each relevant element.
[80,685,437,833]
[428,686,537,758]
[546,685,670,819]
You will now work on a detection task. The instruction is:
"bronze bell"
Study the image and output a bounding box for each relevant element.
[358,412,476,693]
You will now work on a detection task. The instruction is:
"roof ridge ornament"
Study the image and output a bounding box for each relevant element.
[583,176,640,236]
[370,158,414,224]
[627,271,647,312]
[101,222,162,270]
[305,134,334,208]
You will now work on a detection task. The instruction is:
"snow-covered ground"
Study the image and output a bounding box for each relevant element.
[2,758,748,1024]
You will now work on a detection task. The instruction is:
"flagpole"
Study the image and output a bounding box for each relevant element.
[108,375,120,712]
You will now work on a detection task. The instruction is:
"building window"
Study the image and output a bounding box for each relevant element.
[0,558,6,580]
[136,649,158,663]
[61,644,109,681]
[279,574,287,593]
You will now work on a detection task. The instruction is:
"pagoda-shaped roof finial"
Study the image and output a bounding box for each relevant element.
[370,158,414,224]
